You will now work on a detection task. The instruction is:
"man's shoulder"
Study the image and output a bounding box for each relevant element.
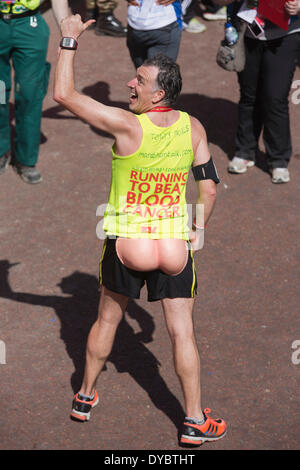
[189,115,207,136]
[117,109,141,131]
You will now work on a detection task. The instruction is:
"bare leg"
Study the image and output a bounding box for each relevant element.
[79,286,129,396]
[161,297,203,421]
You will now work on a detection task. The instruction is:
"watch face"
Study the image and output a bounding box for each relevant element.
[64,38,74,47]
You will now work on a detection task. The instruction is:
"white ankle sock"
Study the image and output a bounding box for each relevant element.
[185,416,205,425]
[79,392,94,400]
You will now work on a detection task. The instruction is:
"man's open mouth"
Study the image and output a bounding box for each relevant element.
[129,92,137,103]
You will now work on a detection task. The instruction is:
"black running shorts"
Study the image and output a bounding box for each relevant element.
[99,238,198,302]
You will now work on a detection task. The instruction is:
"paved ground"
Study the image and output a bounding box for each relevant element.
[0,1,299,451]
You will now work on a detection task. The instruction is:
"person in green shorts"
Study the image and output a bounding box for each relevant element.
[54,14,227,446]
[0,0,69,183]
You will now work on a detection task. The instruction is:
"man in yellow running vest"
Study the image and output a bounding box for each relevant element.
[54,15,227,446]
[0,0,69,183]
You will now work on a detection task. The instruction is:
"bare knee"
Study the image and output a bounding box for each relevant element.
[98,286,128,324]
[169,327,195,346]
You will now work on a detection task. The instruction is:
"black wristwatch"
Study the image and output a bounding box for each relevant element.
[60,37,78,50]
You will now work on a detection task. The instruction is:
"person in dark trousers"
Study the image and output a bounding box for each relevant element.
[126,0,182,68]
[182,0,206,33]
[215,0,300,183]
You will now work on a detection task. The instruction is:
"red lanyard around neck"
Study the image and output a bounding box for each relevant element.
[148,106,173,112]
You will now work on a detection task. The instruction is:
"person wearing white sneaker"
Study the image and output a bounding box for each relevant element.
[202,0,226,20]
[203,6,226,21]
[227,156,254,174]
[271,168,290,184]
[183,18,207,33]
[182,0,206,33]
[215,0,300,184]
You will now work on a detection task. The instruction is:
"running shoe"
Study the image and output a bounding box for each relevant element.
[228,156,255,174]
[180,408,227,445]
[71,391,99,422]
[271,168,290,184]
[183,18,207,33]
[203,7,227,21]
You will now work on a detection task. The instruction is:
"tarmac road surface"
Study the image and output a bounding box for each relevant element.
[0,0,299,451]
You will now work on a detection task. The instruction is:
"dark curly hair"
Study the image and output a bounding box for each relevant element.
[143,54,182,107]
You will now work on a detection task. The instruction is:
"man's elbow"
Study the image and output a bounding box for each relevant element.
[208,184,217,199]
[200,181,217,200]
[53,88,75,106]
[205,188,217,205]
[53,91,64,104]
[53,86,67,104]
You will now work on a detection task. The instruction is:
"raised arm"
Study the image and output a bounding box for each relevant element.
[53,15,137,140]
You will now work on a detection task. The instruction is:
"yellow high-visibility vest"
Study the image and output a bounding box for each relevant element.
[103,111,194,240]
[0,1,40,14]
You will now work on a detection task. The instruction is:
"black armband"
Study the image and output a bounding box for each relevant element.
[192,156,220,184]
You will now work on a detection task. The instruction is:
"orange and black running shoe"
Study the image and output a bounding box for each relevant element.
[71,391,99,422]
[180,408,227,446]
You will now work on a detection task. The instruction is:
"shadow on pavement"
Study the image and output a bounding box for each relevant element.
[0,260,185,431]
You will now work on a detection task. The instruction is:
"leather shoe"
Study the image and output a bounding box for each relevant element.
[95,13,127,37]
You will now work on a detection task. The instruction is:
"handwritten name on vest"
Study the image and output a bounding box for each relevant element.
[150,124,190,144]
